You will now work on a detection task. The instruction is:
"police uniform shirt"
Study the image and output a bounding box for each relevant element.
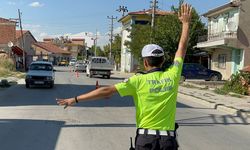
[115,57,183,131]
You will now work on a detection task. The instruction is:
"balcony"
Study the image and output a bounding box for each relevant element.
[197,31,237,48]
[198,31,237,43]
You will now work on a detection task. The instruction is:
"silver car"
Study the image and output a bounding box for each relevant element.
[74,62,87,72]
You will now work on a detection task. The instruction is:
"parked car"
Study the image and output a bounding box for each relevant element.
[25,61,55,88]
[58,60,69,66]
[181,63,222,81]
[74,62,87,72]
[69,59,77,66]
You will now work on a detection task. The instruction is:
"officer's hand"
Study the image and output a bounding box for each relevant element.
[178,3,192,24]
[56,98,76,109]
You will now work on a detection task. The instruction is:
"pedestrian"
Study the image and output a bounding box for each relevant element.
[57,3,192,150]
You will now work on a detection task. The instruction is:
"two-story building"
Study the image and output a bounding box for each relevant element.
[197,0,250,79]
[118,9,171,72]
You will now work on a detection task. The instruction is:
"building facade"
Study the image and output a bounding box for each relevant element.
[118,9,171,72]
[32,42,71,65]
[16,30,37,66]
[197,0,250,79]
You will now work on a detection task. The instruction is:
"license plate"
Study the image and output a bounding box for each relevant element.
[34,81,44,84]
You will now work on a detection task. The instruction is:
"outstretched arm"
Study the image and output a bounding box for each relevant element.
[57,86,117,108]
[175,4,192,59]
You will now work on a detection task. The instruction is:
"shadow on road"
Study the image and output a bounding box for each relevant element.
[63,123,136,128]
[0,84,134,107]
[176,113,249,126]
[0,119,65,150]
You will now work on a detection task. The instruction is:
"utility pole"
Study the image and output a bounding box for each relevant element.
[107,16,117,60]
[18,9,26,71]
[94,29,98,56]
[116,5,128,17]
[150,0,158,42]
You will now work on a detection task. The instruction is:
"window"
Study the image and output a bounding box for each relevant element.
[218,54,226,69]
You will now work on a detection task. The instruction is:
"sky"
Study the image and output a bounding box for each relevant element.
[0,0,229,47]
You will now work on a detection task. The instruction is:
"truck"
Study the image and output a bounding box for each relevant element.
[86,57,113,79]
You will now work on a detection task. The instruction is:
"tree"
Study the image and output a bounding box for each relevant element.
[125,3,206,66]
[124,24,151,63]
[89,45,105,57]
[103,34,122,65]
[112,35,122,65]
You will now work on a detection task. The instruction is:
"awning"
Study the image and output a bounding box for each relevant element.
[11,46,26,56]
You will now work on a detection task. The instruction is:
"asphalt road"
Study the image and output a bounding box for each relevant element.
[0,66,249,150]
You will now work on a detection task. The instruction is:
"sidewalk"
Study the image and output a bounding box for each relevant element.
[178,86,250,119]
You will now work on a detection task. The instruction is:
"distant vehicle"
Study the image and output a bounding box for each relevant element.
[25,61,55,88]
[181,63,222,81]
[69,59,77,66]
[58,60,69,66]
[86,57,113,79]
[74,62,87,72]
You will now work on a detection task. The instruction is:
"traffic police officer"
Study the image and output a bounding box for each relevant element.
[57,3,192,150]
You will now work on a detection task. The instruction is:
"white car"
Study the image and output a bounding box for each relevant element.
[25,61,55,88]
[69,59,77,66]
[74,62,87,72]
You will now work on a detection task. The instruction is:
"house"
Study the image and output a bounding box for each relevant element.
[0,17,29,70]
[43,38,85,59]
[32,42,71,65]
[118,9,172,72]
[196,0,250,79]
[0,17,16,52]
[16,30,37,66]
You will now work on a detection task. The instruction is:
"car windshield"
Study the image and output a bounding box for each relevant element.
[30,64,53,71]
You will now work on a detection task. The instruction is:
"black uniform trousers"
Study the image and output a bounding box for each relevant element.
[135,134,178,150]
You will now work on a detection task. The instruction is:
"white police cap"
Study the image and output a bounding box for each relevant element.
[141,44,164,57]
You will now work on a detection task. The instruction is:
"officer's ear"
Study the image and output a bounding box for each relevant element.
[143,58,148,68]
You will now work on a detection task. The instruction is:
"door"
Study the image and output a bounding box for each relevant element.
[232,49,243,74]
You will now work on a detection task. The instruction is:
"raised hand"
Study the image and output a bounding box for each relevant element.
[178,3,192,24]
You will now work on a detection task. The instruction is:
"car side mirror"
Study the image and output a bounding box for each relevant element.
[53,69,56,72]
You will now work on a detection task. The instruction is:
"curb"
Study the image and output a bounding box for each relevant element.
[178,91,250,121]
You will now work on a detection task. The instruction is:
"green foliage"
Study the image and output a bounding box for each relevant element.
[103,34,122,64]
[216,72,250,95]
[0,58,15,71]
[125,5,206,67]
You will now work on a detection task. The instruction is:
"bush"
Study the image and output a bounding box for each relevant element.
[0,58,15,71]
[216,72,250,95]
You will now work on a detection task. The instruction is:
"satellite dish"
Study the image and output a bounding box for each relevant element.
[8,41,13,48]
[227,21,237,32]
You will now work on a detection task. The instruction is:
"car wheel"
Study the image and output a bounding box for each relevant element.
[49,83,54,89]
[89,72,93,78]
[26,83,30,88]
[210,75,220,81]
[180,76,186,83]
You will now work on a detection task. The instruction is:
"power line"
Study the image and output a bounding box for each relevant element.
[107,15,117,59]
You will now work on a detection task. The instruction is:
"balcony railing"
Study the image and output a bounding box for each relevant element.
[198,31,237,43]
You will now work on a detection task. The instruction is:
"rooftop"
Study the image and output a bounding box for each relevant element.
[33,42,71,55]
